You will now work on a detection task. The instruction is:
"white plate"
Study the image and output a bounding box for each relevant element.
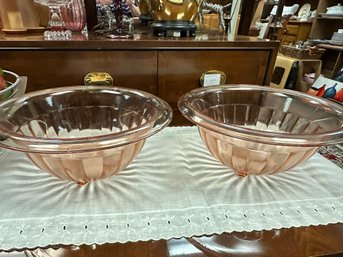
[298,3,311,18]
[1,28,28,34]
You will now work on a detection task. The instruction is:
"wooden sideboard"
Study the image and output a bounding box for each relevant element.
[282,21,312,45]
[0,30,279,125]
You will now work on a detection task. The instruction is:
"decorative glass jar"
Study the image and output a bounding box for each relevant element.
[61,0,87,32]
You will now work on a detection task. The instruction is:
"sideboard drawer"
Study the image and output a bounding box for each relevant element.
[158,50,270,108]
[1,50,158,94]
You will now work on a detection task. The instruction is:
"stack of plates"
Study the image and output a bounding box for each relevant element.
[330,32,343,45]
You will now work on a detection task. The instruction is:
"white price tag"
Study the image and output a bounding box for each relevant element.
[173,31,181,37]
[203,74,221,87]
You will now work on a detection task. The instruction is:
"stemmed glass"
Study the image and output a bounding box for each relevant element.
[34,0,73,40]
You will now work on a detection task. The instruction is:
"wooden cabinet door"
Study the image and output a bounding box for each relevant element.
[1,50,158,94]
[158,50,270,125]
[158,50,270,109]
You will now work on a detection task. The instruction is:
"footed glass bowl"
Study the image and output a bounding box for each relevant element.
[178,85,343,176]
[0,86,172,184]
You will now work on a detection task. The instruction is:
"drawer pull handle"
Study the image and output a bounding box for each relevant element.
[84,72,113,86]
[200,70,226,87]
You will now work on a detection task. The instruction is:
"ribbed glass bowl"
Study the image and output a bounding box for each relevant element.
[178,85,343,176]
[0,86,172,184]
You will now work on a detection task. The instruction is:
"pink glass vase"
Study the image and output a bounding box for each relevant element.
[61,0,87,32]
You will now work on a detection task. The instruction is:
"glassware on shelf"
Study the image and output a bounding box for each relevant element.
[61,0,86,32]
[34,0,73,40]
[93,1,133,38]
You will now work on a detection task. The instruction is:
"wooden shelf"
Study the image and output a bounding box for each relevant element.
[304,1,343,78]
[310,0,343,39]
[321,68,334,77]
[317,43,343,78]
[287,20,313,24]
[317,15,343,19]
[318,43,343,51]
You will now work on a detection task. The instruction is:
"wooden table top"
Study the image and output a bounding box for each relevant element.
[0,27,279,50]
[318,44,343,52]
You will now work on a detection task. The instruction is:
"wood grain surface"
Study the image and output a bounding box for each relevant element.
[0,30,278,126]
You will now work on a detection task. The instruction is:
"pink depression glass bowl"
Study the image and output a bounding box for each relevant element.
[178,85,343,176]
[0,86,172,184]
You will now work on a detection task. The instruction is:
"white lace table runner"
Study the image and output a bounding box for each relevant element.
[0,126,342,250]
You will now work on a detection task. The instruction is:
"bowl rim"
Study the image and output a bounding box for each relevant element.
[178,84,343,146]
[0,85,173,153]
[0,70,20,97]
